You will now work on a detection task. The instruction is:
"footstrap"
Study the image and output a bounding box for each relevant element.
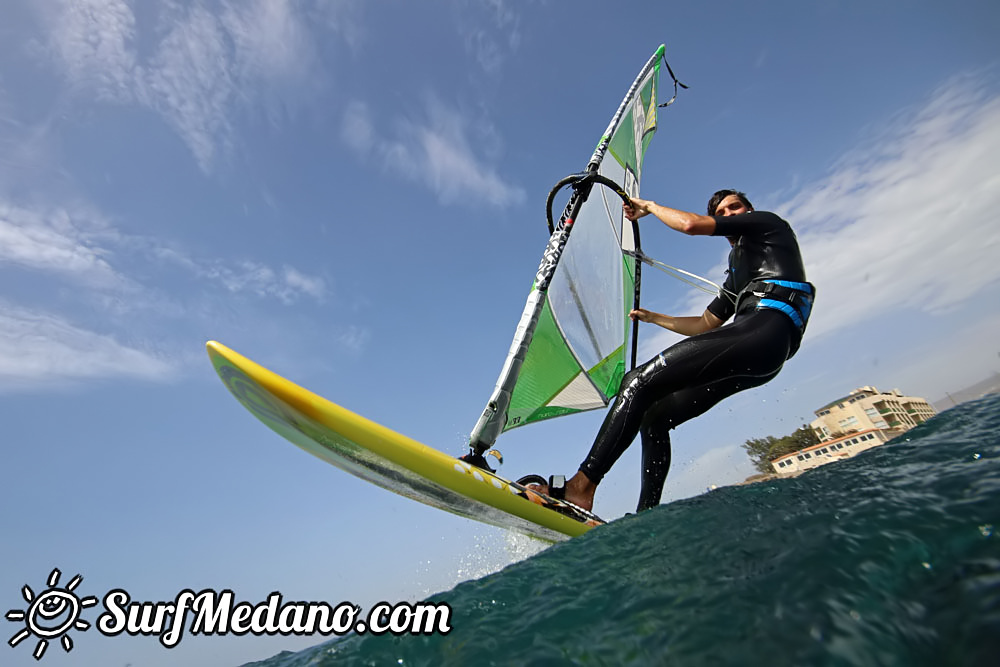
[548,475,566,500]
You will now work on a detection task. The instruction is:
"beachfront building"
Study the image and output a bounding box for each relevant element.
[771,429,893,475]
[768,386,935,476]
[810,386,935,442]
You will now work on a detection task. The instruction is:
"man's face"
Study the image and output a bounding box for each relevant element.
[715,194,751,217]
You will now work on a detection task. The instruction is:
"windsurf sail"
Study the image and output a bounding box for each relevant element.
[467,45,683,458]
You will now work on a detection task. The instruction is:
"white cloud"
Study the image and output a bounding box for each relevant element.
[341,99,375,153]
[0,100,63,195]
[148,242,327,304]
[335,325,370,354]
[779,73,1000,338]
[43,0,137,102]
[143,4,235,170]
[0,304,175,391]
[203,259,327,304]
[455,0,523,75]
[0,193,327,306]
[341,97,525,208]
[283,266,326,300]
[35,0,331,172]
[307,0,365,52]
[222,0,314,83]
[0,201,128,289]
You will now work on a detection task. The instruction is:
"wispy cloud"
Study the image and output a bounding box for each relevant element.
[136,237,329,305]
[454,0,523,76]
[306,0,365,52]
[0,303,175,392]
[0,200,129,289]
[143,4,236,170]
[335,324,370,354]
[223,0,313,82]
[0,193,329,389]
[200,260,327,304]
[43,0,138,102]
[0,194,327,306]
[342,97,525,207]
[782,71,1000,338]
[34,0,333,171]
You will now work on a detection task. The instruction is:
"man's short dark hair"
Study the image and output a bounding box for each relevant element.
[707,190,753,215]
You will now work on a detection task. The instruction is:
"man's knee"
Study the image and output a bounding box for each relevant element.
[620,359,660,400]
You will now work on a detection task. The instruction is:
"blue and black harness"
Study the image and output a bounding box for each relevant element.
[736,278,815,334]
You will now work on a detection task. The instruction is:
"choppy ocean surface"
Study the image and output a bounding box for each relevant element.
[247,394,1000,666]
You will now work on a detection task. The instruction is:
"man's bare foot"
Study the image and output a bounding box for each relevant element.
[526,472,597,512]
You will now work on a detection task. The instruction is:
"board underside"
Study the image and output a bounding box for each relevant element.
[206,341,603,543]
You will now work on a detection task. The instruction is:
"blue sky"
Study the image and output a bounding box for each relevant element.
[2,1,999,665]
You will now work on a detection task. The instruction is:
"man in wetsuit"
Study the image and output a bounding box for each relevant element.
[534,189,814,513]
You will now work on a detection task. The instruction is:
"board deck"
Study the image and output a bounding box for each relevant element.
[206,341,604,543]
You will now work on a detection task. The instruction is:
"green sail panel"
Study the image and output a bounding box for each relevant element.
[499,53,662,435]
[505,298,595,428]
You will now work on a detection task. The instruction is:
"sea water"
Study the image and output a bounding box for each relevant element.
[246,394,1000,666]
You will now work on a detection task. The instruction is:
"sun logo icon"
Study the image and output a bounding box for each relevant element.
[6,568,98,661]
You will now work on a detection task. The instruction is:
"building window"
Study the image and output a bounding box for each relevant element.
[839,416,859,429]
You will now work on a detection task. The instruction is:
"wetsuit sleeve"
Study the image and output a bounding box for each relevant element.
[706,272,736,322]
[711,211,787,237]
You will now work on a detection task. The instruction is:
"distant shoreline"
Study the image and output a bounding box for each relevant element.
[933,374,1000,412]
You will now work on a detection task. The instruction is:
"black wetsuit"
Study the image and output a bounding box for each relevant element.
[578,211,814,511]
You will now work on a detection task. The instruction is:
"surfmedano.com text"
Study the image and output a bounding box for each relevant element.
[98,589,452,647]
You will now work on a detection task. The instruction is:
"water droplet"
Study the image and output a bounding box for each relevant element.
[849,610,861,622]
[979,524,994,538]
[972,452,982,460]
[921,562,932,570]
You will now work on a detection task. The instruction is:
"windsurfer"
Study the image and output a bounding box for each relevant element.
[532,190,814,513]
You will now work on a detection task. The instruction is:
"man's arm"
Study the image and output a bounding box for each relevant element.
[630,308,725,336]
[624,197,716,235]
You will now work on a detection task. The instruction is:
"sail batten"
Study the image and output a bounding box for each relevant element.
[468,45,672,454]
